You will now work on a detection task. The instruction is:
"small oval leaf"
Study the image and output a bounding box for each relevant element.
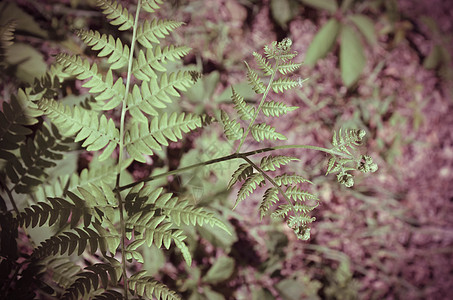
[340,24,366,87]
[305,19,340,66]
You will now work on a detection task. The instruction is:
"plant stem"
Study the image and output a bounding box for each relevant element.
[235,61,280,153]
[115,1,141,298]
[118,144,349,191]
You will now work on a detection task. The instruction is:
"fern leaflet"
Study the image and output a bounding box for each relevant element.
[261,100,298,117]
[251,123,286,142]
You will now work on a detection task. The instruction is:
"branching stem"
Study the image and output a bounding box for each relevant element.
[118,144,350,191]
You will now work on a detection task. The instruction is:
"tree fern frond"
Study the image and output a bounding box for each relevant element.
[244,61,266,94]
[261,100,298,117]
[234,173,264,209]
[76,30,130,69]
[277,61,303,75]
[260,187,279,220]
[129,271,181,300]
[97,0,134,31]
[61,263,119,300]
[252,52,273,75]
[251,123,286,142]
[0,19,16,48]
[136,19,184,48]
[37,99,119,160]
[32,227,120,260]
[271,77,299,93]
[259,155,299,171]
[141,0,164,13]
[228,163,253,189]
[132,45,191,81]
[220,110,243,141]
[125,112,203,162]
[285,186,318,202]
[231,87,255,120]
[274,174,312,186]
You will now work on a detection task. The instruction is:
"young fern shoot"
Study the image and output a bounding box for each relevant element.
[222,39,378,240]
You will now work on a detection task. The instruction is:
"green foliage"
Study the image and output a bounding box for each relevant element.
[303,0,378,87]
[0,1,378,299]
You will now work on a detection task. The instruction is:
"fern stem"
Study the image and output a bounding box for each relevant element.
[115,0,142,298]
[235,60,280,153]
[118,144,349,191]
[241,156,296,211]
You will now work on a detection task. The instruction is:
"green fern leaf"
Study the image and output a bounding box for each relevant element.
[125,112,203,162]
[244,61,266,94]
[274,174,312,186]
[228,163,253,189]
[61,263,119,300]
[136,19,184,48]
[260,187,279,220]
[261,100,298,117]
[132,45,191,81]
[331,128,366,155]
[37,99,120,160]
[76,30,129,69]
[252,52,273,75]
[251,123,286,142]
[97,0,134,31]
[285,186,318,202]
[287,214,316,227]
[231,87,255,120]
[0,19,16,48]
[277,61,303,75]
[271,204,292,218]
[260,155,299,171]
[294,202,319,214]
[271,77,299,93]
[56,54,126,110]
[234,173,264,209]
[220,110,243,141]
[129,271,181,300]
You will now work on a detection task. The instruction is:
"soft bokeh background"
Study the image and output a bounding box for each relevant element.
[1,0,452,299]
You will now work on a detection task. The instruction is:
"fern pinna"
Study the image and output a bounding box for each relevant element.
[0,0,227,299]
[0,1,378,299]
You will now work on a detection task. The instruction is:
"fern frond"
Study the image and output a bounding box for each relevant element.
[260,155,299,171]
[234,173,264,209]
[129,271,181,300]
[41,257,82,289]
[244,61,266,94]
[294,202,319,214]
[136,19,184,48]
[231,87,255,120]
[76,183,117,222]
[287,214,316,227]
[285,186,318,202]
[142,0,164,13]
[260,187,279,220]
[37,98,119,160]
[220,110,243,141]
[2,123,72,194]
[76,30,129,69]
[56,54,126,110]
[125,112,203,162]
[129,215,192,265]
[16,197,83,229]
[271,77,299,93]
[132,45,191,81]
[97,0,134,31]
[0,19,16,48]
[331,128,366,155]
[277,61,303,75]
[271,204,292,218]
[261,100,298,117]
[93,290,123,300]
[227,163,253,189]
[274,174,312,186]
[252,52,273,75]
[32,227,120,259]
[61,263,119,300]
[251,123,286,142]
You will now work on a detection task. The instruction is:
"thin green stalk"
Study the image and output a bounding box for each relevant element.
[118,144,349,191]
[235,60,280,153]
[241,156,295,211]
[115,1,141,298]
